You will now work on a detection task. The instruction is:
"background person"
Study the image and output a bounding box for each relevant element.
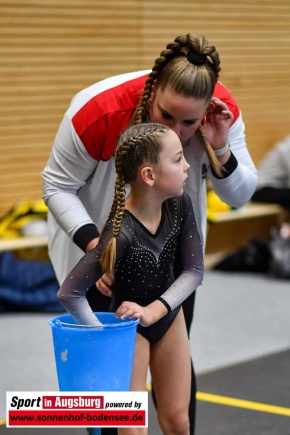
[251,135,290,210]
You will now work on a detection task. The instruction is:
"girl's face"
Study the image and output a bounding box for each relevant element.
[150,84,208,145]
[153,129,190,199]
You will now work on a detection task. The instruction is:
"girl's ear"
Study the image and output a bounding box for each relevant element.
[140,166,155,187]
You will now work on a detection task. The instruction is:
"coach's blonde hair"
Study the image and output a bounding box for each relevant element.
[130,33,223,176]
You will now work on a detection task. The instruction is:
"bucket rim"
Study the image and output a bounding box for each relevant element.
[49,312,140,329]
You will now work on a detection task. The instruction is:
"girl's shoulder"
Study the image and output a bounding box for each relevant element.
[118,211,138,241]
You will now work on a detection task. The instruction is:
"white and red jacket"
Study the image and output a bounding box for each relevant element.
[42,70,257,284]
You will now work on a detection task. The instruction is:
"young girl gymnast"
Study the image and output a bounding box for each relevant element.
[57,122,204,435]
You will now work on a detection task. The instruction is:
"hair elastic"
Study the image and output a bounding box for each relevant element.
[214,141,230,157]
[187,51,207,66]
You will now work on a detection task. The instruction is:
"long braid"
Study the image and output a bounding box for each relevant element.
[100,151,127,279]
[130,40,181,126]
[130,75,154,125]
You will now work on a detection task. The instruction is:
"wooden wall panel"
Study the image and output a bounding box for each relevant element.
[0,0,143,216]
[1,0,290,217]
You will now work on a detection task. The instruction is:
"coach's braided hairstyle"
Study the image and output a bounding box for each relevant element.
[100,123,170,279]
[130,33,223,176]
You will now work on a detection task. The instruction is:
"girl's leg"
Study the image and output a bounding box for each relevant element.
[181,292,197,434]
[175,255,197,433]
[150,309,191,435]
[118,334,150,435]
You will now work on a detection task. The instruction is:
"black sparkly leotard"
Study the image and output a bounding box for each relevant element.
[57,192,204,344]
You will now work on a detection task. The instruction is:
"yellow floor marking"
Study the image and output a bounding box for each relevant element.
[196,392,290,417]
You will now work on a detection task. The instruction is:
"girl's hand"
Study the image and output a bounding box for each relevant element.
[201,97,234,149]
[115,302,154,327]
[115,301,152,326]
[115,300,168,327]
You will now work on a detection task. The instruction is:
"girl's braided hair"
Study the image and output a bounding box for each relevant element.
[100,123,170,279]
[130,33,223,176]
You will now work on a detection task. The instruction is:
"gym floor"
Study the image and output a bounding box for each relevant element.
[1,270,290,434]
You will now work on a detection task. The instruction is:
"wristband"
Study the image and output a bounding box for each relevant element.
[214,141,230,157]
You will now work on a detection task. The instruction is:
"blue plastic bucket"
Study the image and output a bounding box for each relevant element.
[49,312,139,392]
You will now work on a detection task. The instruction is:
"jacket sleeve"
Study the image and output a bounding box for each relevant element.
[207,111,258,208]
[42,113,100,241]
